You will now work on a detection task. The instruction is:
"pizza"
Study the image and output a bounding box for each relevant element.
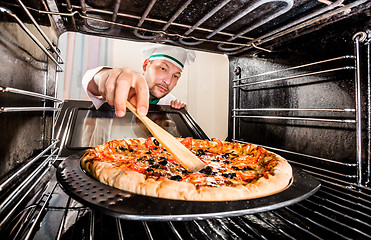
[81,137,292,201]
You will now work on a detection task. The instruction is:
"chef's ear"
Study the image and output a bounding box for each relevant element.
[142,58,150,71]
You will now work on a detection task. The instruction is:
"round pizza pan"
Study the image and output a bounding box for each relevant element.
[56,151,321,221]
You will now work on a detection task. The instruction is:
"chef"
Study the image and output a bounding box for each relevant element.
[80,44,194,146]
[82,44,196,116]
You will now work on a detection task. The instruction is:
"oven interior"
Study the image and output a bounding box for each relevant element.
[0,0,370,239]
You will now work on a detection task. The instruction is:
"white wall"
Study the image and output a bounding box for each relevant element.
[111,40,229,140]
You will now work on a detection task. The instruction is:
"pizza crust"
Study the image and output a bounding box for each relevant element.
[81,140,292,201]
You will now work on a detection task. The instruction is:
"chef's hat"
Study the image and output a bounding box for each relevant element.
[142,44,196,71]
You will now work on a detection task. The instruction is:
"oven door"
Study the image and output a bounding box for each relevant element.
[55,100,209,158]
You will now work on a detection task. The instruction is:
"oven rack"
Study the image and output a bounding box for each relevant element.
[231,33,368,187]
[0,2,64,71]
[6,177,370,240]
[0,1,64,115]
[0,86,62,113]
[58,0,294,52]
[21,0,366,55]
[0,140,59,231]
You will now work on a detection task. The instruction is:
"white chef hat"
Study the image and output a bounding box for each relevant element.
[142,44,196,71]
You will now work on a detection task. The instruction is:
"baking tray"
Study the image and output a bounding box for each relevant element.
[56,151,320,221]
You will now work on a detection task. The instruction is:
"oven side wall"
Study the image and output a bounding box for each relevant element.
[228,11,370,186]
[0,21,59,180]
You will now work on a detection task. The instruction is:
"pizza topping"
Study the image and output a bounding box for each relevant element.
[153,139,160,146]
[169,175,182,181]
[180,137,193,149]
[81,137,292,201]
[87,137,283,188]
[236,171,256,181]
[231,166,253,171]
[209,138,223,153]
[222,173,237,179]
[199,166,213,175]
[221,153,230,159]
[159,160,168,166]
[196,149,205,156]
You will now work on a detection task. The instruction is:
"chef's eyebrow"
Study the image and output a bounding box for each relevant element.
[162,61,181,75]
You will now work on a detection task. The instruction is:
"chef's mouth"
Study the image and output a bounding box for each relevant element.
[157,84,168,93]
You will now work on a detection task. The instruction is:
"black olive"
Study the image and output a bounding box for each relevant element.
[129,149,134,152]
[148,158,155,164]
[145,151,151,154]
[231,166,239,170]
[222,173,237,179]
[152,164,160,169]
[196,149,205,156]
[221,153,230,159]
[231,166,253,171]
[182,169,190,174]
[169,175,182,181]
[158,157,167,160]
[153,139,160,146]
[146,168,154,172]
[199,166,213,175]
[223,160,231,164]
[152,147,158,150]
[120,146,127,151]
[211,159,220,162]
[159,160,168,166]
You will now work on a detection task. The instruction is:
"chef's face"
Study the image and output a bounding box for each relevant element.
[142,59,182,99]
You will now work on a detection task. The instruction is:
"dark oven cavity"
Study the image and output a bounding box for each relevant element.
[0,0,370,239]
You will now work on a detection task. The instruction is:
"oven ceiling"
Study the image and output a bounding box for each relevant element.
[1,0,370,55]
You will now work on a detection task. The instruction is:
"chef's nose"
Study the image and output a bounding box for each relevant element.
[163,75,171,85]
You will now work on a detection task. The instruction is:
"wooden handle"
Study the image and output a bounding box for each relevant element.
[126,102,206,172]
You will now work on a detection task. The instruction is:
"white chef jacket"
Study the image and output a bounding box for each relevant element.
[82,66,176,109]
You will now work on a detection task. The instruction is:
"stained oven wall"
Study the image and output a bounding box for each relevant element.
[228,12,370,186]
[0,21,58,181]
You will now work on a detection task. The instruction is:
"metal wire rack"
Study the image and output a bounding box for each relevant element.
[6,178,370,239]
[231,33,369,186]
[19,0,368,55]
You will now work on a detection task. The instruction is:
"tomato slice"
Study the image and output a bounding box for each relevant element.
[106,140,120,149]
[236,171,255,182]
[181,172,207,183]
[209,138,223,153]
[101,150,124,161]
[167,156,177,162]
[129,164,147,173]
[193,139,209,149]
[252,146,264,163]
[128,139,142,150]
[180,137,193,149]
[145,138,156,148]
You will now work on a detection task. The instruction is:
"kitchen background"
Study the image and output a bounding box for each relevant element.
[57,32,229,140]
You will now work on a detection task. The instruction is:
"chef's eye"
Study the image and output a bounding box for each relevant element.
[160,67,166,71]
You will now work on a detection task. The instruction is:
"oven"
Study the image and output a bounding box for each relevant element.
[0,0,370,239]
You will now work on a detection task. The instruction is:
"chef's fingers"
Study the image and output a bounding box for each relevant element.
[104,68,123,106]
[131,73,149,116]
[170,100,187,109]
[113,68,135,117]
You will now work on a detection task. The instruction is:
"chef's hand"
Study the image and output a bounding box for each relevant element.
[170,99,187,110]
[87,67,149,117]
